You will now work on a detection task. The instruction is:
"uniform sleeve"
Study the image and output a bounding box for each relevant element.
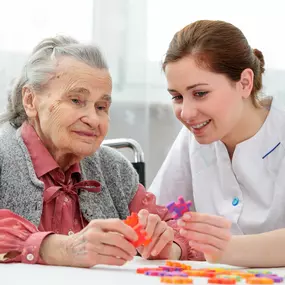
[0,209,53,264]
[129,184,204,261]
[148,127,195,208]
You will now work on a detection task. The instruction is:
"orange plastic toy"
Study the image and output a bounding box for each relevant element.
[124,212,139,227]
[124,213,151,247]
[208,277,236,284]
[247,278,274,284]
[166,261,192,270]
[136,267,163,274]
[161,277,193,284]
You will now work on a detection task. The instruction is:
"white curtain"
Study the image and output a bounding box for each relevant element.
[1,0,284,186]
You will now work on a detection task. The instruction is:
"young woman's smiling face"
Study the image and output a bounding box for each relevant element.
[165,56,251,145]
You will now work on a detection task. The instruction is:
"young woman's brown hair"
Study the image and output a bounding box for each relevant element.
[163,20,265,106]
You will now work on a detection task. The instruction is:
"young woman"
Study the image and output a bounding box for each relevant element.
[149,20,285,267]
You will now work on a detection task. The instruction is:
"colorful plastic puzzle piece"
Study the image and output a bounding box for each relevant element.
[235,272,255,278]
[208,277,236,284]
[255,274,277,277]
[145,270,167,276]
[160,277,193,284]
[166,196,192,219]
[124,212,139,227]
[124,213,151,247]
[255,274,283,283]
[183,270,216,278]
[217,275,241,281]
[137,267,162,274]
[164,272,188,277]
[199,272,217,278]
[137,261,284,285]
[268,276,283,283]
[166,261,191,270]
[248,270,272,274]
[132,224,151,247]
[144,271,188,277]
[159,266,183,272]
[247,277,274,284]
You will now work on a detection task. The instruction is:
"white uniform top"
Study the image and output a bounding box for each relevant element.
[149,98,285,235]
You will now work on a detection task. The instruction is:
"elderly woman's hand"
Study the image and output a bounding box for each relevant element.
[136,209,176,260]
[40,219,138,267]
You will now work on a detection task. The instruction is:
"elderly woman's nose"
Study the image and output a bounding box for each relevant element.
[81,109,100,127]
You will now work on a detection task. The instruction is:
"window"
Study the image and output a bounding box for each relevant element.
[147,0,285,69]
[0,0,93,52]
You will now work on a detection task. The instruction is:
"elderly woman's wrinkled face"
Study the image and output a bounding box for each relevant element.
[26,57,112,161]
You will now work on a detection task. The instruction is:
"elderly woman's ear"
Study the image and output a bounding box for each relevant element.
[22,86,37,119]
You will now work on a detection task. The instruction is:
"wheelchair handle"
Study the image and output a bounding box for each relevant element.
[102,138,145,163]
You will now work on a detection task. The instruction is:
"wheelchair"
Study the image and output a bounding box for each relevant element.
[102,138,146,186]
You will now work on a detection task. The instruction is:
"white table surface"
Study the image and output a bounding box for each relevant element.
[1,257,285,285]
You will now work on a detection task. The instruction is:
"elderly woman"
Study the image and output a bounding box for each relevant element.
[0,36,211,268]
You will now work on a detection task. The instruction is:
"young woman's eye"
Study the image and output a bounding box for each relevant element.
[171,95,183,102]
[194,91,208,98]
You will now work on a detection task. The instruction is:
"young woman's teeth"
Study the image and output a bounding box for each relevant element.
[192,120,211,129]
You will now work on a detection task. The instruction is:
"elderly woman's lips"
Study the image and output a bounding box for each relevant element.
[73,131,97,137]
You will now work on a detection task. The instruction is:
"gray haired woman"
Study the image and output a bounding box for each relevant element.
[0,36,208,267]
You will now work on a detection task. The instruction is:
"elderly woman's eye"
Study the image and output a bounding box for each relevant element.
[96,102,109,112]
[71,98,82,105]
[97,105,106,111]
